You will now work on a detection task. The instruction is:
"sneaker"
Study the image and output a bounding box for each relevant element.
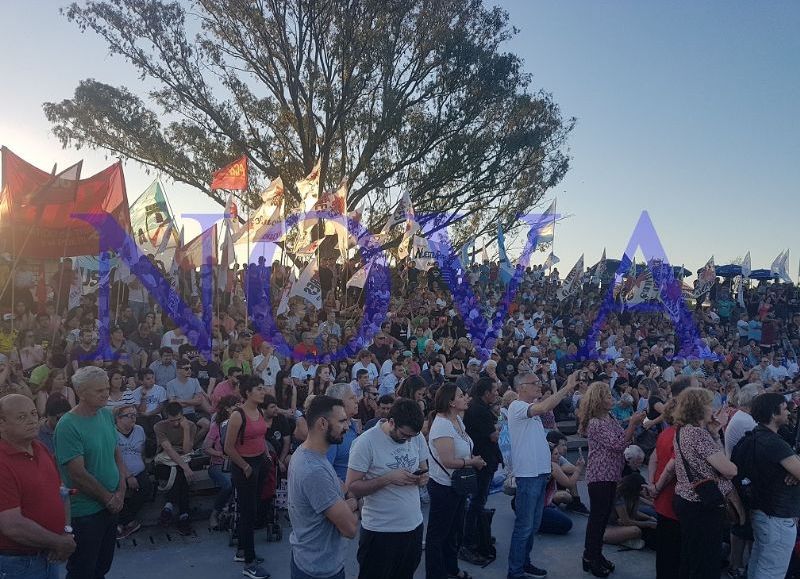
[234,551,265,565]
[117,521,141,539]
[522,563,548,578]
[159,507,174,526]
[567,499,590,516]
[458,546,488,565]
[621,538,645,550]
[242,565,271,579]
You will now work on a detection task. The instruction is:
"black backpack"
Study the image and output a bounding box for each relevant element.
[730,428,761,510]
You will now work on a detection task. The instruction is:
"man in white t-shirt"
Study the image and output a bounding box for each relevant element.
[253,342,281,388]
[351,350,379,386]
[290,360,317,389]
[506,371,578,579]
[725,383,762,457]
[723,382,762,577]
[345,398,429,579]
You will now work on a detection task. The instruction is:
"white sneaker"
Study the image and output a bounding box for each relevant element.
[621,538,645,550]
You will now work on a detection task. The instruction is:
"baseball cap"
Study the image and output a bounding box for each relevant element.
[467,358,481,367]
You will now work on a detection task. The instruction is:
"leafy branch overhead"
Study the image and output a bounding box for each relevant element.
[44,0,574,244]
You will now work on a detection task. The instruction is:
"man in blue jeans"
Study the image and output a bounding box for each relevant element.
[732,393,800,579]
[506,371,577,579]
[0,394,76,579]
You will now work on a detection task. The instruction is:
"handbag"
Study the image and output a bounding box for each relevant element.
[426,437,478,497]
[675,428,724,508]
[154,451,192,492]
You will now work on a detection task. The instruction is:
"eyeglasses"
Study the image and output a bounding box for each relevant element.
[180,366,192,371]
[118,412,137,419]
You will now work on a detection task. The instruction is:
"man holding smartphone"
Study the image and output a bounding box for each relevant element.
[345,399,429,579]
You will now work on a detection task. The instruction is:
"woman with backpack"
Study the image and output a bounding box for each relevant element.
[224,376,270,579]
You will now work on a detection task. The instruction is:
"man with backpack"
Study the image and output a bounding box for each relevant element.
[731,393,800,579]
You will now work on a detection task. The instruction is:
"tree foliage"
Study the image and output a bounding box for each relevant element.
[44,0,573,243]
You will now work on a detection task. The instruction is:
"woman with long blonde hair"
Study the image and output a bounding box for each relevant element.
[578,381,645,577]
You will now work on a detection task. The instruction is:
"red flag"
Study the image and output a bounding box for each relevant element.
[0,149,131,259]
[210,156,248,190]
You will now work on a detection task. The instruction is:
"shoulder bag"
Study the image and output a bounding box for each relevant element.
[426,424,478,496]
[675,427,724,508]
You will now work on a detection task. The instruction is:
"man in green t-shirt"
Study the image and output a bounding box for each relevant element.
[55,366,128,579]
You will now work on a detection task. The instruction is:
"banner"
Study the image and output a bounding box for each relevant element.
[412,235,442,271]
[295,161,321,251]
[346,264,371,289]
[382,190,414,232]
[741,251,751,279]
[556,254,584,301]
[129,180,180,263]
[289,256,323,309]
[176,224,218,270]
[624,268,659,307]
[0,149,131,259]
[235,177,285,245]
[771,249,792,283]
[210,155,248,190]
[543,252,559,269]
[595,248,607,279]
[535,200,556,246]
[692,257,716,298]
[296,160,322,212]
[1,147,82,206]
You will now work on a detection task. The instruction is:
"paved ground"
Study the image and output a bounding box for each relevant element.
[108,485,658,579]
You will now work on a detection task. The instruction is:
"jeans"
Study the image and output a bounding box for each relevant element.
[208,464,233,512]
[537,505,573,535]
[232,454,267,565]
[0,554,59,579]
[507,473,549,577]
[673,496,724,579]
[155,463,190,515]
[463,464,494,549]
[748,510,797,579]
[357,523,423,579]
[67,509,118,579]
[291,554,345,579]
[119,470,153,526]
[583,481,617,563]
[425,480,467,578]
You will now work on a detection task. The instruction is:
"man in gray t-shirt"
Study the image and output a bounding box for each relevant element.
[345,399,428,579]
[288,396,358,579]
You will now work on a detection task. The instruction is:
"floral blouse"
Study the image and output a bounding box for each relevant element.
[673,425,732,502]
[586,416,627,483]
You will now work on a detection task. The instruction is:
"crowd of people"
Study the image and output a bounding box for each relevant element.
[2,252,800,579]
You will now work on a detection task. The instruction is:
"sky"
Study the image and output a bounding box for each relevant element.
[1,1,799,278]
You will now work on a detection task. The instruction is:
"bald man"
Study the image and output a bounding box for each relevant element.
[0,394,76,579]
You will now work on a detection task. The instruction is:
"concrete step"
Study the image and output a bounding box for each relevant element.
[556,420,578,436]
[565,434,588,452]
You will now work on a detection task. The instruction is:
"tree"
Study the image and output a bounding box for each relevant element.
[44,0,573,244]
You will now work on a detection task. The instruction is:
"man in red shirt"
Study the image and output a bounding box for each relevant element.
[0,394,76,578]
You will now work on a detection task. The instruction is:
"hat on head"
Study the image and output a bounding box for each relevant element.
[403,350,413,358]
[468,358,481,367]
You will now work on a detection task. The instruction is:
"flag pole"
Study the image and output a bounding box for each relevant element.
[549,198,557,276]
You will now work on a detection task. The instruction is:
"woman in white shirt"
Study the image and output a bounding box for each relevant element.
[425,383,487,579]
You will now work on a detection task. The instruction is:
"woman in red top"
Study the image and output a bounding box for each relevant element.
[224,376,269,579]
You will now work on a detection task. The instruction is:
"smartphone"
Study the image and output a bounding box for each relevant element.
[413,468,428,476]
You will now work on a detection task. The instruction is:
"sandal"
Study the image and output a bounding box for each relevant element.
[448,572,473,579]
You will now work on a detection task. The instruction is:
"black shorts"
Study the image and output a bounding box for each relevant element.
[184,412,210,424]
